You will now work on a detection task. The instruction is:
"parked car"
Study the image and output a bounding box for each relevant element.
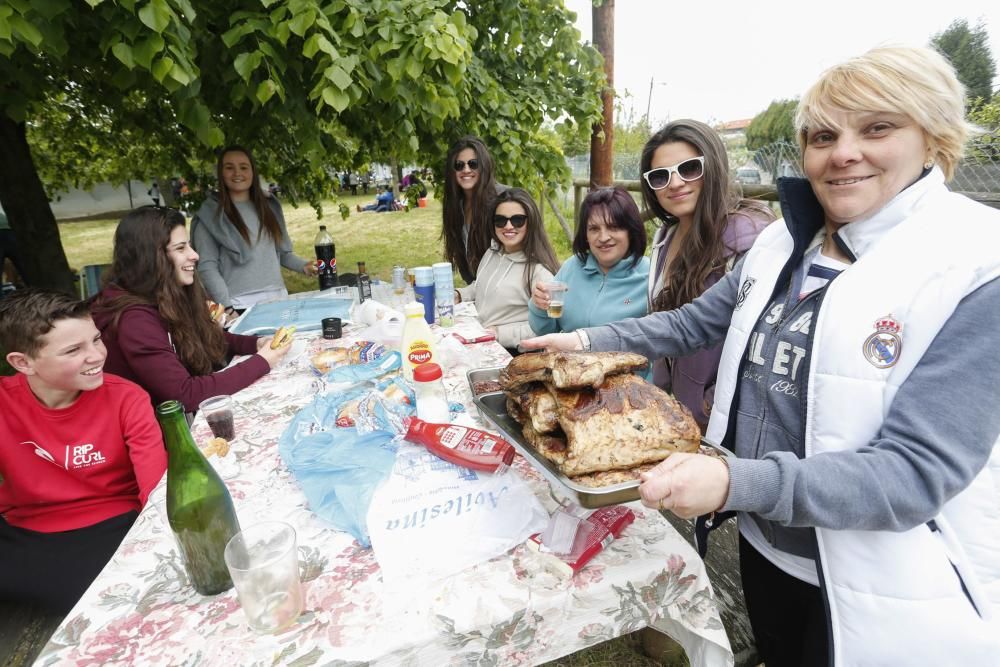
[736,167,761,185]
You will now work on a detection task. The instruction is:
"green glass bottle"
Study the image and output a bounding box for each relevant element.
[155,400,241,595]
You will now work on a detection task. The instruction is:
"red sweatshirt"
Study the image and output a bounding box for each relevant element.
[0,373,167,532]
[91,288,269,412]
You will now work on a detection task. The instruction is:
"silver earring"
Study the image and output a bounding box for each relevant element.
[923,158,934,169]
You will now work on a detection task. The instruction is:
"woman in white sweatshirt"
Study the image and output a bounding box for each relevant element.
[456,188,560,353]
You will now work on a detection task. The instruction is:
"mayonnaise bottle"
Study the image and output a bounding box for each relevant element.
[401,301,436,381]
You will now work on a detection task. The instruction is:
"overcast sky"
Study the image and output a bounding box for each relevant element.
[563,0,1000,126]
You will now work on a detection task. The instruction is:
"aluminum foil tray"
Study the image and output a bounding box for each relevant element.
[467,366,640,508]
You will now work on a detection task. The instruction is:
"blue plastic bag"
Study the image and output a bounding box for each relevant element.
[279,391,400,547]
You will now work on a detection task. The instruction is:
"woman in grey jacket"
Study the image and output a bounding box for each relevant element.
[191,146,316,313]
[524,46,1000,666]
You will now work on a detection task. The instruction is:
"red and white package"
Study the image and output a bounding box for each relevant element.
[526,505,635,577]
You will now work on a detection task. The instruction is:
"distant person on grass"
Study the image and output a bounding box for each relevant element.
[191,145,317,313]
[91,206,290,413]
[356,185,396,213]
[0,288,167,613]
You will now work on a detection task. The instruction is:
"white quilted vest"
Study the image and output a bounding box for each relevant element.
[707,170,1000,666]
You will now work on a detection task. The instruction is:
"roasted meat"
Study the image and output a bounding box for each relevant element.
[501,352,701,479]
[499,351,649,391]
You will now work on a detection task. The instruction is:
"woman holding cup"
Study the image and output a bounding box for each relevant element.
[524,46,1000,665]
[528,187,649,337]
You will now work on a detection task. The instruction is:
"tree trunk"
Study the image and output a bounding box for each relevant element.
[389,157,400,197]
[0,115,76,294]
[589,0,614,189]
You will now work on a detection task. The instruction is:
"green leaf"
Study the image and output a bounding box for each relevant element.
[138,0,171,33]
[133,34,164,69]
[321,86,349,112]
[324,64,351,90]
[9,16,44,47]
[169,62,192,85]
[221,23,252,49]
[151,55,174,81]
[233,51,262,81]
[302,33,319,58]
[256,79,277,104]
[111,41,135,68]
[405,58,422,79]
[175,0,197,22]
[288,10,315,38]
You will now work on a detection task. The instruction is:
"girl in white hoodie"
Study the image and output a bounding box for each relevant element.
[456,188,560,352]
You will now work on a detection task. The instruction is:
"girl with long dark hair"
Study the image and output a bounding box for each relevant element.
[92,206,289,412]
[640,119,773,428]
[192,146,316,313]
[441,136,506,284]
[455,188,560,351]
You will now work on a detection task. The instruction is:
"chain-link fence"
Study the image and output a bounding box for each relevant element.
[566,134,1000,193]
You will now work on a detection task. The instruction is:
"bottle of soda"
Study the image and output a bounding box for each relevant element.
[155,400,241,595]
[357,260,372,303]
[314,225,337,290]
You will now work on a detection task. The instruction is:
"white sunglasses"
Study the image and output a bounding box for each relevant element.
[642,156,705,190]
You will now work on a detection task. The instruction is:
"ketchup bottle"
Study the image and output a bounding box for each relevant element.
[404,418,515,474]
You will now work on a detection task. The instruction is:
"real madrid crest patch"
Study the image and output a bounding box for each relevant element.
[863,314,903,368]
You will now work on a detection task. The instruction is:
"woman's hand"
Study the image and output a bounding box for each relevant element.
[519,333,582,352]
[303,261,319,277]
[638,453,730,520]
[256,337,292,368]
[531,282,551,311]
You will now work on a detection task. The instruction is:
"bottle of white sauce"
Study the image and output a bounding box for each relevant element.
[412,362,450,423]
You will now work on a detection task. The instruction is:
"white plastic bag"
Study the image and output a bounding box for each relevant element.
[368,440,548,587]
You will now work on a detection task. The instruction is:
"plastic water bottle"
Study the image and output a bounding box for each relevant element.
[314,226,337,290]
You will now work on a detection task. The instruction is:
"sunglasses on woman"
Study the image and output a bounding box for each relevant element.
[453,159,480,172]
[493,214,528,228]
[642,156,705,190]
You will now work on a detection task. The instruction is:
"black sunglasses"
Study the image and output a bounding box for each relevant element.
[642,156,705,190]
[493,214,528,228]
[453,159,480,172]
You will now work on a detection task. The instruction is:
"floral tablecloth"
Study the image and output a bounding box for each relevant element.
[35,299,733,667]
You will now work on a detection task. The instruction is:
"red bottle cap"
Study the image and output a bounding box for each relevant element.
[412,362,443,382]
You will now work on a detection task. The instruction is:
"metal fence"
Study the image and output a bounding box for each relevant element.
[566,134,1000,194]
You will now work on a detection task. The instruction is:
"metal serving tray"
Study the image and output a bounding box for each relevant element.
[467,366,641,509]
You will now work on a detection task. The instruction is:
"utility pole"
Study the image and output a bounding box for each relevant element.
[589,0,614,189]
[644,76,653,127]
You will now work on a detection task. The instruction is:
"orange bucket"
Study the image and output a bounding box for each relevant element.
[417,197,427,208]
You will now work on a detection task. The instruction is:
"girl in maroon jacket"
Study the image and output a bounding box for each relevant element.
[91,206,290,412]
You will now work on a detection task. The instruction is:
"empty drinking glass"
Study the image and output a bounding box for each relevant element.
[224,521,303,633]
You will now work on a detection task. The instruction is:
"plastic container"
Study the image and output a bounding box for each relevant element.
[314,226,337,290]
[412,266,435,325]
[432,262,455,327]
[404,418,515,474]
[412,363,450,423]
[400,302,436,381]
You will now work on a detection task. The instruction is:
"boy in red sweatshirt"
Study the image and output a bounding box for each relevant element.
[0,289,167,612]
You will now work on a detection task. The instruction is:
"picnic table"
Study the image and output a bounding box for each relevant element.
[33,294,733,667]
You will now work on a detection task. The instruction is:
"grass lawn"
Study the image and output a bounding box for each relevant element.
[51,193,682,666]
[59,191,581,291]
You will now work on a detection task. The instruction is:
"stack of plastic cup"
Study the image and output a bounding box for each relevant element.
[432,262,455,327]
[412,266,435,325]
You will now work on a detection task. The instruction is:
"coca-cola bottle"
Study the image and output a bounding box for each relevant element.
[314,225,337,290]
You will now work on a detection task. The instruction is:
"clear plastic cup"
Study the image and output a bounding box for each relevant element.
[199,395,235,440]
[224,521,303,633]
[546,281,568,318]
